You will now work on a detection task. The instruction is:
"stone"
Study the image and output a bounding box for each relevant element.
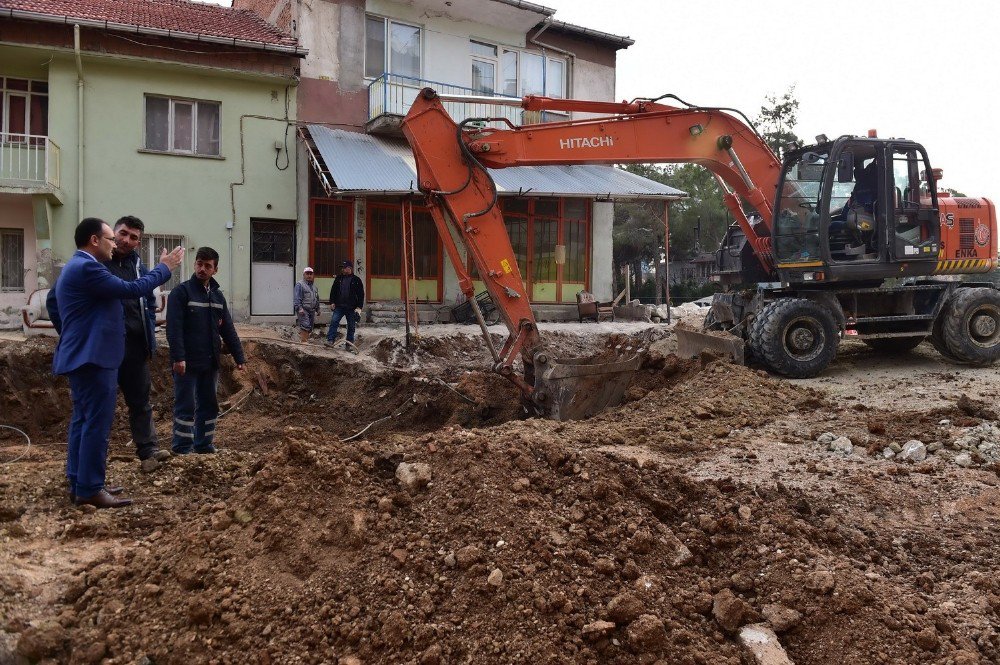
[443,552,456,568]
[761,603,801,633]
[594,558,616,575]
[926,442,943,453]
[889,441,903,453]
[738,623,794,665]
[15,621,67,661]
[954,453,974,468]
[390,549,407,564]
[140,457,162,474]
[712,589,756,634]
[915,627,939,651]
[899,440,927,462]
[487,568,503,587]
[377,497,394,513]
[807,570,835,595]
[396,462,432,492]
[582,620,616,641]
[817,432,836,445]
[606,592,645,624]
[455,545,482,569]
[738,505,752,520]
[828,437,853,455]
[625,614,668,653]
[881,447,896,459]
[419,644,443,665]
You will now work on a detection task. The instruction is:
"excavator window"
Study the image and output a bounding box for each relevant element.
[774,150,826,263]
[891,147,939,259]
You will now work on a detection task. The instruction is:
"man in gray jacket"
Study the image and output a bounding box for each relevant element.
[293,266,320,343]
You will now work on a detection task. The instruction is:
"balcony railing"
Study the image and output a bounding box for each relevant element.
[367,73,535,132]
[0,133,61,189]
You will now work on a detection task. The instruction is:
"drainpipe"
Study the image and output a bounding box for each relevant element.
[528,20,575,101]
[73,25,85,221]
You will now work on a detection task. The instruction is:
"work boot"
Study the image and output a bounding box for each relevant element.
[194,444,217,454]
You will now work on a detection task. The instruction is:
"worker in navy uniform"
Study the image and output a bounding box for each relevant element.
[166,247,246,455]
[50,218,183,508]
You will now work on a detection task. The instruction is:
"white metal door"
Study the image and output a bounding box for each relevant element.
[250,219,295,315]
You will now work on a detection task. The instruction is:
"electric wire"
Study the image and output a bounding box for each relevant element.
[0,424,31,465]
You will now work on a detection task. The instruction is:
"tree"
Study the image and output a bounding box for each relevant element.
[612,87,800,300]
[755,85,800,159]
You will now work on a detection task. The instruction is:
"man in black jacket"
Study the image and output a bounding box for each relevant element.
[166,247,245,455]
[325,260,365,350]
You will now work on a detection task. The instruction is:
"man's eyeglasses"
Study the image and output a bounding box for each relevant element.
[102,235,115,241]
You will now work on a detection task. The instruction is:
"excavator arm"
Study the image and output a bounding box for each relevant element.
[401,87,781,419]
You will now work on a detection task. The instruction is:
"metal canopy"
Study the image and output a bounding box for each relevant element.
[306,125,686,200]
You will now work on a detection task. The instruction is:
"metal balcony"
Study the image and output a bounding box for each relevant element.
[0,133,61,195]
[366,73,541,136]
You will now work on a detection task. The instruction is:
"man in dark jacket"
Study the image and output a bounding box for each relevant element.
[166,247,245,455]
[107,216,174,470]
[325,260,364,349]
[47,215,173,472]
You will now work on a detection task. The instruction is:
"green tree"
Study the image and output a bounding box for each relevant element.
[755,85,800,159]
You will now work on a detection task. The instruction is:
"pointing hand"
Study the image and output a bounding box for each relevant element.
[159,246,185,271]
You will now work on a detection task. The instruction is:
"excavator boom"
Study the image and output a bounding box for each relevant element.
[402,87,782,418]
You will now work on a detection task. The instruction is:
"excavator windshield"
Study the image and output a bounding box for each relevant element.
[774,150,829,263]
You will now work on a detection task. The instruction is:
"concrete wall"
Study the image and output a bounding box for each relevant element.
[591,201,614,301]
[40,51,298,318]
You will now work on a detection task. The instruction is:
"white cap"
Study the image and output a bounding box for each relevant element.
[303,266,314,273]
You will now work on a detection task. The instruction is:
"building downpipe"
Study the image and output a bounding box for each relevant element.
[73,24,85,222]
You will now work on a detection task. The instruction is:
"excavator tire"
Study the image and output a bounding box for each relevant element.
[862,337,925,354]
[749,297,838,378]
[938,287,1000,365]
[930,312,960,361]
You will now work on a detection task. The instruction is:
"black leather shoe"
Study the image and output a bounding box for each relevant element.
[75,490,133,509]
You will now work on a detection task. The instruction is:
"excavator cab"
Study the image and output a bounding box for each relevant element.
[773,138,940,283]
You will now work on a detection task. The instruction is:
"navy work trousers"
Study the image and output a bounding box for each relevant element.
[66,364,118,497]
[171,367,220,453]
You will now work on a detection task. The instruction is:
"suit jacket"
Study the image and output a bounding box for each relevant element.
[51,250,171,375]
[46,251,160,357]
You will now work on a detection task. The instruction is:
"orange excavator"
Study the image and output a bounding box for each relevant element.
[402,88,999,420]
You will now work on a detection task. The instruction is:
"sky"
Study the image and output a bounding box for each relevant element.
[208,0,1000,201]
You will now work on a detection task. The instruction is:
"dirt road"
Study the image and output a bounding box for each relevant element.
[1,326,998,664]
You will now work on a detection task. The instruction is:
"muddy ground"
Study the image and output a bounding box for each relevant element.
[1,322,999,665]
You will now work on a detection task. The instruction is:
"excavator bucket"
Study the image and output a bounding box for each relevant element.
[531,348,644,421]
[674,321,746,364]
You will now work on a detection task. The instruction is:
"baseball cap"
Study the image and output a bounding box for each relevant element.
[303,267,314,273]
[341,260,352,268]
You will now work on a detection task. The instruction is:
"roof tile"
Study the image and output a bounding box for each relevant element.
[0,0,298,48]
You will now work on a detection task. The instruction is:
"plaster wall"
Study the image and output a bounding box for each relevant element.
[591,201,614,301]
[0,194,38,325]
[40,52,298,318]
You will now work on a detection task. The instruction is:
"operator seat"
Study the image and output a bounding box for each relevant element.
[831,160,878,259]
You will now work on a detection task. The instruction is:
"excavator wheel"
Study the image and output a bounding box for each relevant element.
[930,312,960,361]
[749,297,838,378]
[862,337,925,354]
[937,287,1000,365]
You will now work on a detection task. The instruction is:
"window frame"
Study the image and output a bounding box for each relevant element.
[0,227,25,293]
[364,14,423,80]
[309,199,354,278]
[141,94,222,158]
[466,43,567,101]
[139,233,186,291]
[1,77,48,139]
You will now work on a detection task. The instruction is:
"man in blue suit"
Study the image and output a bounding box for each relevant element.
[51,218,184,509]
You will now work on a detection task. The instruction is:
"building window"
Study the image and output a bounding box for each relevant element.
[519,52,566,98]
[251,221,294,263]
[470,41,498,94]
[140,233,185,290]
[491,198,590,301]
[310,201,353,277]
[144,95,221,156]
[368,203,403,278]
[0,228,24,292]
[365,15,421,79]
[1,77,48,140]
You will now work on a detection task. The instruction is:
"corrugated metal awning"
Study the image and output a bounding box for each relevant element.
[305,125,686,200]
